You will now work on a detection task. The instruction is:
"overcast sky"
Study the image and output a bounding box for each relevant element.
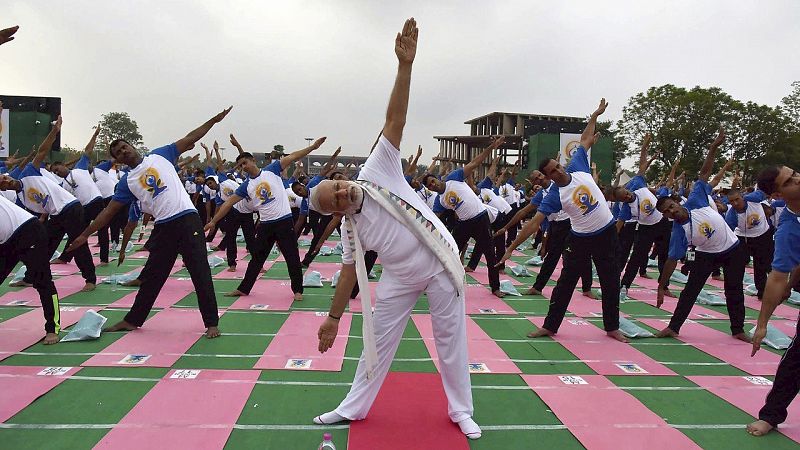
[4,0,799,165]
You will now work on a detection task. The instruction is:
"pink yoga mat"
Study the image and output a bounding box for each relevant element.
[540,286,629,319]
[109,279,195,309]
[0,275,87,306]
[626,288,728,320]
[303,262,341,280]
[466,265,522,286]
[228,280,297,311]
[0,307,101,361]
[348,283,378,313]
[527,317,674,375]
[50,263,79,276]
[522,375,701,450]
[211,247,249,261]
[82,308,211,367]
[639,318,780,375]
[413,314,520,374]
[0,365,82,422]
[95,369,259,450]
[745,295,798,321]
[348,372,469,450]
[254,311,351,371]
[463,284,516,315]
[688,375,800,444]
[631,276,677,290]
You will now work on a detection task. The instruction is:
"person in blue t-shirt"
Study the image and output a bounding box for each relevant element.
[66,107,232,339]
[747,165,800,438]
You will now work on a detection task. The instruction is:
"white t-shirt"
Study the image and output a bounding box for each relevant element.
[65,156,103,206]
[416,186,436,211]
[433,170,487,221]
[727,195,770,238]
[537,182,569,222]
[0,195,35,244]
[668,180,739,259]
[479,188,512,215]
[539,171,614,235]
[286,187,303,209]
[93,162,117,198]
[112,144,196,224]
[218,178,248,214]
[342,135,452,284]
[17,164,79,216]
[234,161,292,223]
[498,183,519,207]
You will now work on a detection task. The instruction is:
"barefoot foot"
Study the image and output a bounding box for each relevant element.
[50,259,67,265]
[81,283,96,292]
[733,332,751,343]
[205,326,221,338]
[104,320,137,332]
[492,290,506,298]
[464,267,475,273]
[9,280,32,287]
[227,266,237,272]
[582,290,598,300]
[528,327,554,338]
[607,329,629,343]
[121,278,141,287]
[43,332,60,345]
[294,292,303,301]
[656,327,678,338]
[526,287,543,296]
[224,290,246,297]
[746,420,774,436]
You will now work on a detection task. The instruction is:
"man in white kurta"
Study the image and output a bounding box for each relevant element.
[311,18,480,440]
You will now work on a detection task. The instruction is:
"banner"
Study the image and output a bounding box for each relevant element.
[558,133,590,166]
[0,108,8,157]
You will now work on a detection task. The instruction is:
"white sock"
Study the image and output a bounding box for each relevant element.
[457,417,482,439]
[313,410,347,425]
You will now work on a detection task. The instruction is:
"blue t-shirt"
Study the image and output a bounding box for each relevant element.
[773,207,800,273]
[477,177,493,191]
[446,168,466,182]
[667,180,732,259]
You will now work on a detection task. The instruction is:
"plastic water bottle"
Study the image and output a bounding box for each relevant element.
[318,433,336,450]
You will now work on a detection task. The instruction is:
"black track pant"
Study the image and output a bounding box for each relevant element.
[219,209,257,267]
[667,243,747,335]
[740,230,775,299]
[467,212,509,270]
[350,250,378,299]
[30,202,96,285]
[124,213,219,328]
[543,224,620,333]
[621,218,670,288]
[532,219,592,292]
[0,219,60,333]
[238,217,303,295]
[109,198,128,245]
[453,212,500,292]
[61,198,108,264]
[759,319,800,427]
[617,221,636,271]
[505,204,520,248]
[302,213,334,266]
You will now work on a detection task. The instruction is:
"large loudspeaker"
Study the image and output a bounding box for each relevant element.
[0,95,62,156]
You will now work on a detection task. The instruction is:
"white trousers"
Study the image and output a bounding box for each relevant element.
[335,270,473,423]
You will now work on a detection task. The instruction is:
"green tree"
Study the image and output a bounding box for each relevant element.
[780,81,800,132]
[273,144,285,154]
[97,112,144,159]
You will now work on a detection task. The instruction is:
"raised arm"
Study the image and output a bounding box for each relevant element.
[710,158,734,188]
[382,18,418,149]
[485,155,501,181]
[666,157,681,187]
[319,146,341,177]
[213,141,223,168]
[175,106,233,154]
[698,127,725,182]
[636,133,653,176]
[0,25,19,46]
[580,99,608,150]
[612,166,625,187]
[279,137,327,170]
[592,162,600,183]
[464,136,504,178]
[83,125,101,160]
[200,143,212,166]
[405,145,423,176]
[33,115,62,167]
[229,134,244,155]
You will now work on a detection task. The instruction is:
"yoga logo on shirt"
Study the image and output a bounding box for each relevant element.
[223,187,234,197]
[443,191,463,210]
[698,221,716,239]
[139,168,167,198]
[640,198,655,216]
[746,213,761,229]
[255,182,274,205]
[27,187,50,209]
[482,193,492,204]
[572,186,598,215]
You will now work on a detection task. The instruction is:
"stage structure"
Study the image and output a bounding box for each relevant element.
[0,95,62,158]
[435,112,614,184]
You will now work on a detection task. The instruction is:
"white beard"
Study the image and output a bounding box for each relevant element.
[344,185,365,215]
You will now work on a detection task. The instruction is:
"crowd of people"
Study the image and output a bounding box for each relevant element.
[0,20,798,440]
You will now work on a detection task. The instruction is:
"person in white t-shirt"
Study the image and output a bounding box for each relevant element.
[310,19,481,440]
[424,136,507,297]
[0,117,98,292]
[0,196,62,344]
[498,99,626,343]
[205,138,327,301]
[66,107,233,339]
[654,130,748,342]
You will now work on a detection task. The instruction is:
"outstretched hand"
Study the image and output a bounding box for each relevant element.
[711,126,726,147]
[395,18,418,65]
[310,137,327,149]
[751,325,766,357]
[0,25,19,46]
[65,235,88,254]
[656,288,665,308]
[318,317,340,353]
[593,98,608,117]
[203,221,216,234]
[211,106,233,124]
[495,248,513,268]
[229,134,241,148]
